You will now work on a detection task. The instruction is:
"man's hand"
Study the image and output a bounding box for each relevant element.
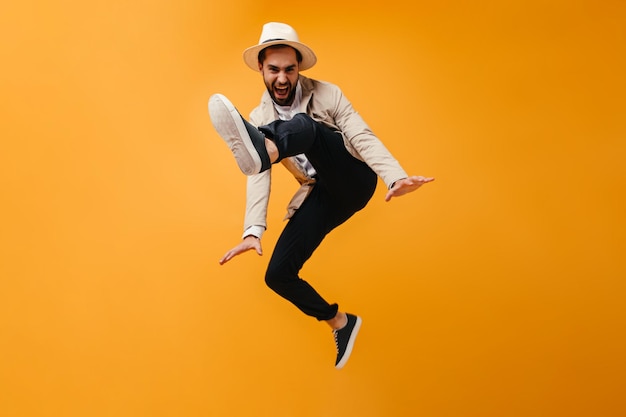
[385,175,435,202]
[219,235,263,265]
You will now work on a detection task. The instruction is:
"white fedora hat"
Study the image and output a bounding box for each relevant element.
[243,22,317,71]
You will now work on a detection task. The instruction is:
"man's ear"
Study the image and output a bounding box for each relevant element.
[257,62,263,72]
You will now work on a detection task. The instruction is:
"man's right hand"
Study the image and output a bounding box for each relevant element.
[219,235,263,265]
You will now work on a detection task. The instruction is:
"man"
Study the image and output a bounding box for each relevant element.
[209,22,434,369]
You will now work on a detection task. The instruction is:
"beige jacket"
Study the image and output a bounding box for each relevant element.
[244,75,408,237]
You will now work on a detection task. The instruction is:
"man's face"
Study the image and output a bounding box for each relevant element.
[259,46,300,106]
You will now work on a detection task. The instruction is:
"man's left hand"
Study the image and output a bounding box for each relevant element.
[385,176,435,202]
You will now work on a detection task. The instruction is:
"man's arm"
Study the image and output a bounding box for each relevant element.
[243,171,271,239]
[218,165,271,265]
[328,86,434,198]
[330,87,410,189]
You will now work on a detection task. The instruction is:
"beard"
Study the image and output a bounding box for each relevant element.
[265,77,298,106]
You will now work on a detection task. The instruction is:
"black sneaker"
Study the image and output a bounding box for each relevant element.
[333,313,362,369]
[208,93,271,175]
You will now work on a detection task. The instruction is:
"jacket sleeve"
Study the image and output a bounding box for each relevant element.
[331,87,408,188]
[243,170,270,237]
[241,108,272,238]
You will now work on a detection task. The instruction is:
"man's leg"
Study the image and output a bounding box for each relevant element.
[264,187,338,320]
[262,118,378,369]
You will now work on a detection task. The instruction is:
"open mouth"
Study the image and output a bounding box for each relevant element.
[274,85,289,99]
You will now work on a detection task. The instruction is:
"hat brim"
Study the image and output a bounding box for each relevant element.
[243,40,317,72]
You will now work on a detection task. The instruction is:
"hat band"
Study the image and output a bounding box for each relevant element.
[262,38,287,43]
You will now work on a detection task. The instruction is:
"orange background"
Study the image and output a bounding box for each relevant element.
[1,1,625,416]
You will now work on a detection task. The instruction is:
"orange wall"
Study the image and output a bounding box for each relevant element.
[1,1,625,416]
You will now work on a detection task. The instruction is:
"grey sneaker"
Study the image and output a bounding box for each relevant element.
[208,94,271,175]
[333,313,362,369]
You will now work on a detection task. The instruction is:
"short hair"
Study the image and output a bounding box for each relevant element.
[258,44,303,66]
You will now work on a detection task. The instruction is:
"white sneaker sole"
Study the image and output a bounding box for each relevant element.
[335,316,362,369]
[208,94,262,175]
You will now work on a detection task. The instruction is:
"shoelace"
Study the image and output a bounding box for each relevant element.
[333,330,339,352]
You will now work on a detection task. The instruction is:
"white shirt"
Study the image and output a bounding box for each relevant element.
[273,81,317,178]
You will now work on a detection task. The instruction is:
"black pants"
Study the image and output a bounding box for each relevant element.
[259,114,377,321]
